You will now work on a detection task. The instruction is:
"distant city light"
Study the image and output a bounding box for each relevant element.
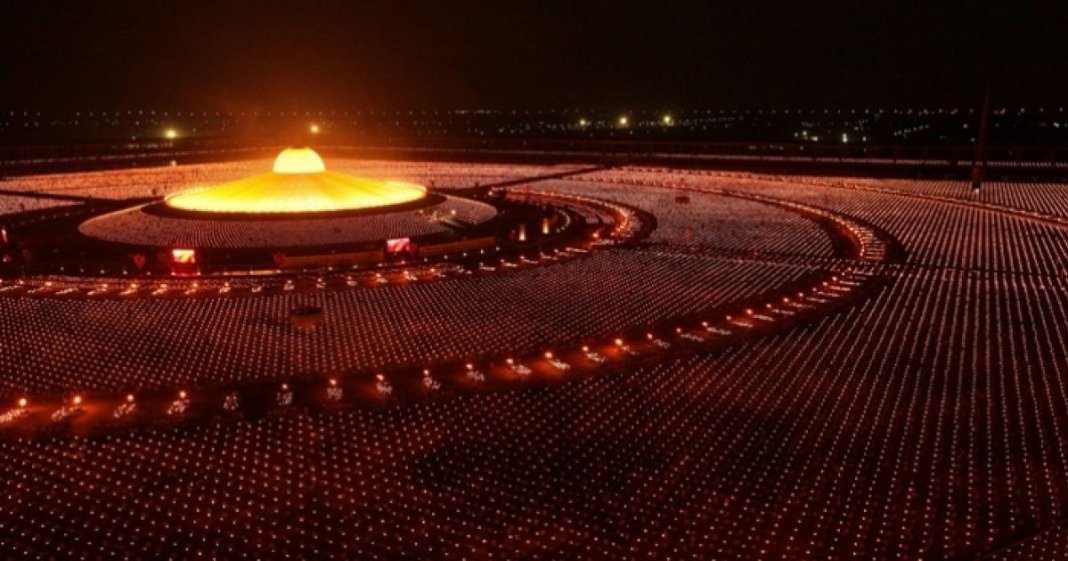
[618,116,629,127]
[662,114,674,126]
[841,133,849,143]
[163,128,178,140]
[578,118,589,127]
[309,123,321,134]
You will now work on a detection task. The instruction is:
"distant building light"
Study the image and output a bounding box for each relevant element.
[309,123,321,134]
[618,116,629,127]
[662,114,673,126]
[164,128,178,140]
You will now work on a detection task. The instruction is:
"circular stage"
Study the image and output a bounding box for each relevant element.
[79,195,498,249]
[80,147,499,249]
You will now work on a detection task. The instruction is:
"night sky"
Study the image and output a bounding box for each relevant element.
[0,1,1063,111]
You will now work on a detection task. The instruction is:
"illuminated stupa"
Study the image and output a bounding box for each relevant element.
[77,147,500,260]
[166,147,427,214]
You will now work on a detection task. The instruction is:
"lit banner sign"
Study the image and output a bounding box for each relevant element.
[385,238,416,255]
[171,248,196,264]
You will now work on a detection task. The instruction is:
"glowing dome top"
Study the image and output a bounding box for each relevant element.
[166,147,427,214]
[273,146,325,174]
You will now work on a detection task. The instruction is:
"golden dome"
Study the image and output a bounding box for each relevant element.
[273,146,325,174]
[166,147,427,214]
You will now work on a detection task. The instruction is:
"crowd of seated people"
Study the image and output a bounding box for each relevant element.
[0,195,79,215]
[544,179,837,257]
[576,167,1068,276]
[0,249,817,398]
[3,262,1068,561]
[1,163,1067,559]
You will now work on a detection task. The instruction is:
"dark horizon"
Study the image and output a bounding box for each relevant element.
[1,1,1064,112]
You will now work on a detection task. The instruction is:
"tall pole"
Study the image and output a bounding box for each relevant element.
[971,81,992,192]
[970,1,993,193]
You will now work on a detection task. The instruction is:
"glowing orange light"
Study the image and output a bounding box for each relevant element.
[126,394,135,403]
[164,128,178,140]
[178,390,187,399]
[329,378,338,387]
[72,395,82,406]
[309,123,321,134]
[17,398,27,408]
[544,351,554,359]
